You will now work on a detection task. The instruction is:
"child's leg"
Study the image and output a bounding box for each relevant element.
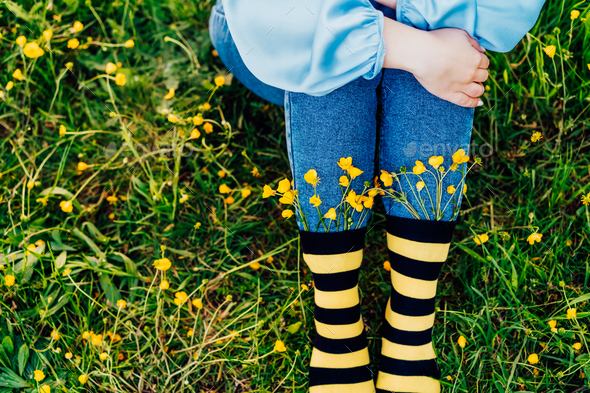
[208,0,285,106]
[286,73,381,392]
[376,68,474,392]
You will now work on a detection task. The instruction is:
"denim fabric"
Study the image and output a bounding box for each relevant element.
[209,1,475,232]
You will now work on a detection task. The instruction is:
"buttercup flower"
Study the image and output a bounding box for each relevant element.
[346,190,360,209]
[219,184,231,194]
[304,169,319,187]
[40,385,50,393]
[571,10,580,19]
[463,183,467,195]
[348,166,363,179]
[72,21,84,32]
[23,43,44,58]
[115,73,126,86]
[106,195,118,205]
[274,340,287,352]
[59,200,73,213]
[91,333,103,346]
[153,258,171,271]
[203,122,213,134]
[457,336,467,348]
[190,129,201,139]
[543,45,556,58]
[34,370,45,381]
[106,62,117,74]
[67,38,80,49]
[383,261,391,271]
[13,69,23,81]
[416,181,425,192]
[582,194,590,206]
[573,342,582,350]
[50,330,60,341]
[59,125,66,137]
[116,299,127,309]
[473,233,489,245]
[279,190,295,204]
[164,88,175,99]
[447,185,456,194]
[428,156,444,169]
[193,115,204,126]
[16,36,26,47]
[4,275,15,287]
[548,320,557,332]
[124,39,135,48]
[413,161,426,175]
[363,196,374,209]
[168,114,178,123]
[452,149,470,164]
[5,81,13,91]
[174,291,188,306]
[241,189,251,198]
[78,374,88,384]
[277,179,291,193]
[215,76,225,86]
[528,353,539,364]
[225,196,234,204]
[282,209,294,219]
[65,352,73,359]
[526,233,543,245]
[192,298,203,309]
[262,185,275,198]
[567,308,577,319]
[324,208,337,220]
[380,170,393,187]
[159,280,169,290]
[41,30,53,41]
[531,132,543,142]
[339,176,349,187]
[337,157,352,171]
[309,195,322,207]
[77,162,88,171]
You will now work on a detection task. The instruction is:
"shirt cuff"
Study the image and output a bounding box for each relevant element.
[396,0,429,29]
[362,9,386,81]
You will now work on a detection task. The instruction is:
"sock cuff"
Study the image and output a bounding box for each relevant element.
[299,227,366,255]
[386,215,456,244]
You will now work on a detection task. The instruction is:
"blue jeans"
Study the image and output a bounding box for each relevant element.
[210,0,474,232]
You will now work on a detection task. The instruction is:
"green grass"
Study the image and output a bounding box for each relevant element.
[1,0,590,392]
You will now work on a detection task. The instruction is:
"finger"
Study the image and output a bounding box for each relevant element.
[467,36,485,53]
[448,92,483,108]
[462,82,485,98]
[478,53,490,69]
[474,69,489,83]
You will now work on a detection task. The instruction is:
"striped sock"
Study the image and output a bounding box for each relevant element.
[300,228,375,393]
[376,215,456,393]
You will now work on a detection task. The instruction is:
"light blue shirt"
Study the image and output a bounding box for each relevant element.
[223,0,545,96]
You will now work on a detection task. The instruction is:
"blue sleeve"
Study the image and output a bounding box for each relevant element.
[396,0,546,53]
[223,0,386,96]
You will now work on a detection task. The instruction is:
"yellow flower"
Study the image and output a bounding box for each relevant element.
[159,280,169,290]
[72,21,84,32]
[277,179,291,193]
[78,374,88,384]
[250,262,261,270]
[5,81,13,91]
[457,336,467,348]
[27,181,35,190]
[452,149,470,164]
[214,76,225,86]
[16,36,26,47]
[324,208,337,220]
[463,183,467,195]
[50,330,60,341]
[34,370,45,381]
[582,194,590,206]
[473,233,489,245]
[225,196,234,204]
[106,195,118,205]
[115,73,126,86]
[262,185,276,198]
[279,190,295,204]
[543,45,556,58]
[526,233,543,245]
[274,340,287,352]
[339,176,349,187]
[77,162,88,171]
[59,125,66,137]
[190,128,201,139]
[67,38,80,49]
[116,299,127,309]
[106,62,117,74]
[567,308,577,319]
[4,275,15,287]
[573,342,582,350]
[428,156,444,169]
[65,62,73,70]
[23,43,44,58]
[309,194,322,207]
[99,352,108,361]
[531,132,543,142]
[413,161,426,175]
[174,291,188,306]
[91,333,103,346]
[187,328,194,337]
[282,209,294,219]
[65,352,73,359]
[416,181,425,192]
[348,166,364,180]
[192,298,203,309]
[164,88,175,99]
[337,157,352,171]
[380,170,393,187]
[571,10,580,19]
[40,385,50,393]
[548,320,557,330]
[383,261,391,271]
[203,122,213,134]
[193,115,204,126]
[447,185,456,194]
[124,39,135,48]
[346,190,360,209]
[203,102,211,111]
[13,69,23,81]
[301,284,309,291]
[527,353,539,364]
[363,197,374,209]
[82,331,92,340]
[153,258,171,271]
[304,169,319,187]
[59,200,73,213]
[194,222,202,229]
[219,184,231,194]
[241,189,251,198]
[168,114,178,123]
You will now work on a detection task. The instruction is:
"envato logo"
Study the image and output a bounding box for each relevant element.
[402,141,493,159]
[103,142,199,158]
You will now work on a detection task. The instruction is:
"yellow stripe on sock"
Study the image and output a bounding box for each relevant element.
[391,269,438,299]
[303,250,363,274]
[314,285,359,309]
[310,347,370,368]
[381,338,436,361]
[376,373,440,392]
[385,299,435,331]
[387,234,450,262]
[310,380,375,393]
[315,317,364,339]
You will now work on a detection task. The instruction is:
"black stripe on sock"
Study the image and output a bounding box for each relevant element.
[388,250,444,281]
[313,268,359,292]
[379,356,441,379]
[386,215,456,244]
[309,365,373,386]
[314,332,367,354]
[381,319,432,346]
[314,304,361,325]
[300,228,366,255]
[389,287,435,317]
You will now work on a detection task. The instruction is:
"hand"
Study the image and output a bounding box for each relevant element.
[382,20,489,108]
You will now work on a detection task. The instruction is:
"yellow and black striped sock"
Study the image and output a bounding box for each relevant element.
[301,228,375,393]
[376,215,456,393]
